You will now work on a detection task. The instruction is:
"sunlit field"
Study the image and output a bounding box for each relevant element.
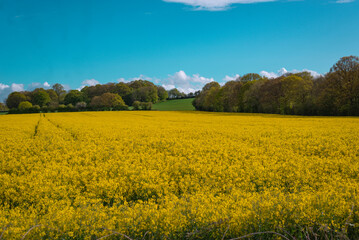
[0,112,358,239]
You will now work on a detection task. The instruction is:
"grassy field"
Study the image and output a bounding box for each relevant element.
[152,98,195,111]
[0,111,358,239]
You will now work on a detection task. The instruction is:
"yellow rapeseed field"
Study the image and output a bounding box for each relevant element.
[0,111,358,239]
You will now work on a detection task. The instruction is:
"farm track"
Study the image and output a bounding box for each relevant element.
[43,114,79,140]
[33,118,41,138]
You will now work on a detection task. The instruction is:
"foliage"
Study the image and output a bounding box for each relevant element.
[4,79,197,114]
[52,83,66,99]
[193,56,359,116]
[75,101,87,110]
[5,56,359,116]
[240,73,262,82]
[0,112,358,239]
[18,101,33,112]
[132,101,141,110]
[0,102,8,111]
[64,90,86,106]
[114,82,132,105]
[132,86,158,104]
[31,89,51,107]
[157,86,169,101]
[140,101,152,110]
[168,88,186,99]
[90,93,127,110]
[5,92,27,109]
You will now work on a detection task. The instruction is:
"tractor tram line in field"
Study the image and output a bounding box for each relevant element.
[0,111,358,239]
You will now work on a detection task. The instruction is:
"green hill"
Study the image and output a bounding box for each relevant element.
[153,98,195,111]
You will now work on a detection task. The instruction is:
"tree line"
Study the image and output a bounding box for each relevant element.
[4,80,194,113]
[193,56,359,116]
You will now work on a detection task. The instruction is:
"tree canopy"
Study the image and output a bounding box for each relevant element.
[192,56,359,116]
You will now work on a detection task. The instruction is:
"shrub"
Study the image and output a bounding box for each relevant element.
[41,106,49,113]
[141,102,152,110]
[31,105,41,113]
[18,101,33,112]
[132,101,141,110]
[76,102,87,110]
[58,104,67,112]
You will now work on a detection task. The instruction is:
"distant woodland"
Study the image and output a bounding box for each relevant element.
[1,55,358,116]
[193,56,359,116]
[1,80,196,113]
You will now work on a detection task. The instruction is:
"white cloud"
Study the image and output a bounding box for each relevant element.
[117,78,128,83]
[162,84,176,90]
[27,82,51,91]
[117,75,161,84]
[163,0,277,10]
[11,83,24,92]
[130,74,153,81]
[82,79,100,86]
[222,74,240,82]
[260,70,278,79]
[0,83,24,103]
[336,0,354,3]
[260,68,323,79]
[0,83,9,91]
[162,70,214,93]
[78,79,100,90]
[0,84,10,103]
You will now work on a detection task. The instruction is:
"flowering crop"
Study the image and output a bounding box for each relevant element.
[0,112,358,239]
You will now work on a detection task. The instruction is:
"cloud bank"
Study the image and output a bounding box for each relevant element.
[336,0,355,3]
[163,0,277,10]
[162,71,214,94]
[163,0,354,10]
[78,79,100,90]
[260,68,322,79]
[222,74,241,82]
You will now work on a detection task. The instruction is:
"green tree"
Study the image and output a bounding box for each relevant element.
[75,102,87,110]
[115,82,133,105]
[132,101,141,110]
[168,88,183,99]
[280,75,313,115]
[6,92,27,109]
[240,73,262,82]
[64,90,86,105]
[46,89,58,103]
[258,78,283,114]
[157,86,168,101]
[243,79,268,113]
[52,83,66,102]
[328,55,359,115]
[193,82,221,111]
[132,86,158,103]
[221,81,243,112]
[31,89,51,107]
[238,81,256,112]
[0,102,8,111]
[203,83,222,111]
[140,102,152,110]
[18,101,33,112]
[90,93,126,109]
[128,80,155,90]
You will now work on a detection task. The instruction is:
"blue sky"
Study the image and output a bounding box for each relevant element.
[0,0,358,101]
